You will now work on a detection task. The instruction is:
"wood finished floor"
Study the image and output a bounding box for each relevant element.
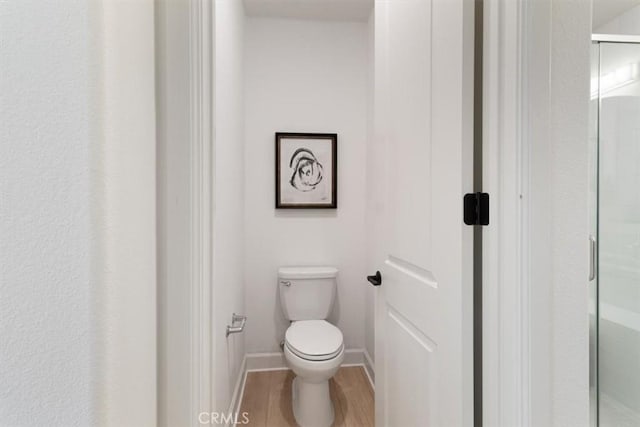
[239,366,374,427]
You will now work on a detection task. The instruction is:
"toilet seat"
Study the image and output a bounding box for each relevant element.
[285,320,344,361]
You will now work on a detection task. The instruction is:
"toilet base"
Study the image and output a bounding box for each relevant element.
[291,376,335,427]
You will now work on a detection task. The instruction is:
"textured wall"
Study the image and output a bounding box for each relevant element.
[549,1,591,425]
[0,1,157,425]
[0,1,93,425]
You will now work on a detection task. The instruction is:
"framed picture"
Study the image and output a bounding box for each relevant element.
[275,132,337,209]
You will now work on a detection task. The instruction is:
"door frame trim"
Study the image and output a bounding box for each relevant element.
[189,0,215,424]
[483,0,532,425]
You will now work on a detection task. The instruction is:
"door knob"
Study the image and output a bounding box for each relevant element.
[367,271,382,286]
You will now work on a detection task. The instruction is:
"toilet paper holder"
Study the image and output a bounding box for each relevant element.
[226,313,247,337]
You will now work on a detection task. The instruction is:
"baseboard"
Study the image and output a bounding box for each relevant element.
[227,355,247,426]
[245,351,286,371]
[245,348,369,372]
[363,349,375,390]
[341,348,366,366]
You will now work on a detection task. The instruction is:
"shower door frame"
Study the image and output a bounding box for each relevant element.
[593,34,640,44]
[589,33,640,427]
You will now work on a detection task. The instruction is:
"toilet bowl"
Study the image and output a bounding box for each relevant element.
[278,266,343,427]
[284,319,344,427]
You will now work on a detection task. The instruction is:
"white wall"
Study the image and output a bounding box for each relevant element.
[97,1,157,425]
[156,0,192,425]
[596,4,640,34]
[1,0,157,426]
[528,1,591,425]
[0,1,93,424]
[213,0,247,413]
[549,2,590,423]
[364,10,377,368]
[244,17,369,353]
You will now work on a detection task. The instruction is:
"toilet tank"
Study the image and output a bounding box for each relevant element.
[278,266,338,321]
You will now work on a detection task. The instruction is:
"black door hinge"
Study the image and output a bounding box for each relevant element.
[464,192,489,226]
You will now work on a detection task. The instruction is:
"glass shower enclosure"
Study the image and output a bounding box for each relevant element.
[591,35,640,427]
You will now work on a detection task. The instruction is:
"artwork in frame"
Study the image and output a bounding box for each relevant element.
[275,132,337,209]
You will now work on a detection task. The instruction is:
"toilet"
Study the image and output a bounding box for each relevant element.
[278,266,344,427]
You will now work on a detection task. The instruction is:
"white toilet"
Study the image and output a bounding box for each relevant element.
[278,266,345,427]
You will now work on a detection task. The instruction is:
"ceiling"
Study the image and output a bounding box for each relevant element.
[593,0,640,29]
[243,0,374,22]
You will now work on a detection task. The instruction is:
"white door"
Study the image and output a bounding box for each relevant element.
[373,0,475,426]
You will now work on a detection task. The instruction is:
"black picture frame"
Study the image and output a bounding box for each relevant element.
[275,132,338,209]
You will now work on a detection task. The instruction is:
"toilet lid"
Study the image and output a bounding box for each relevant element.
[285,320,343,361]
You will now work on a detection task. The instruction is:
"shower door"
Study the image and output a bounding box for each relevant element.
[592,37,640,427]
